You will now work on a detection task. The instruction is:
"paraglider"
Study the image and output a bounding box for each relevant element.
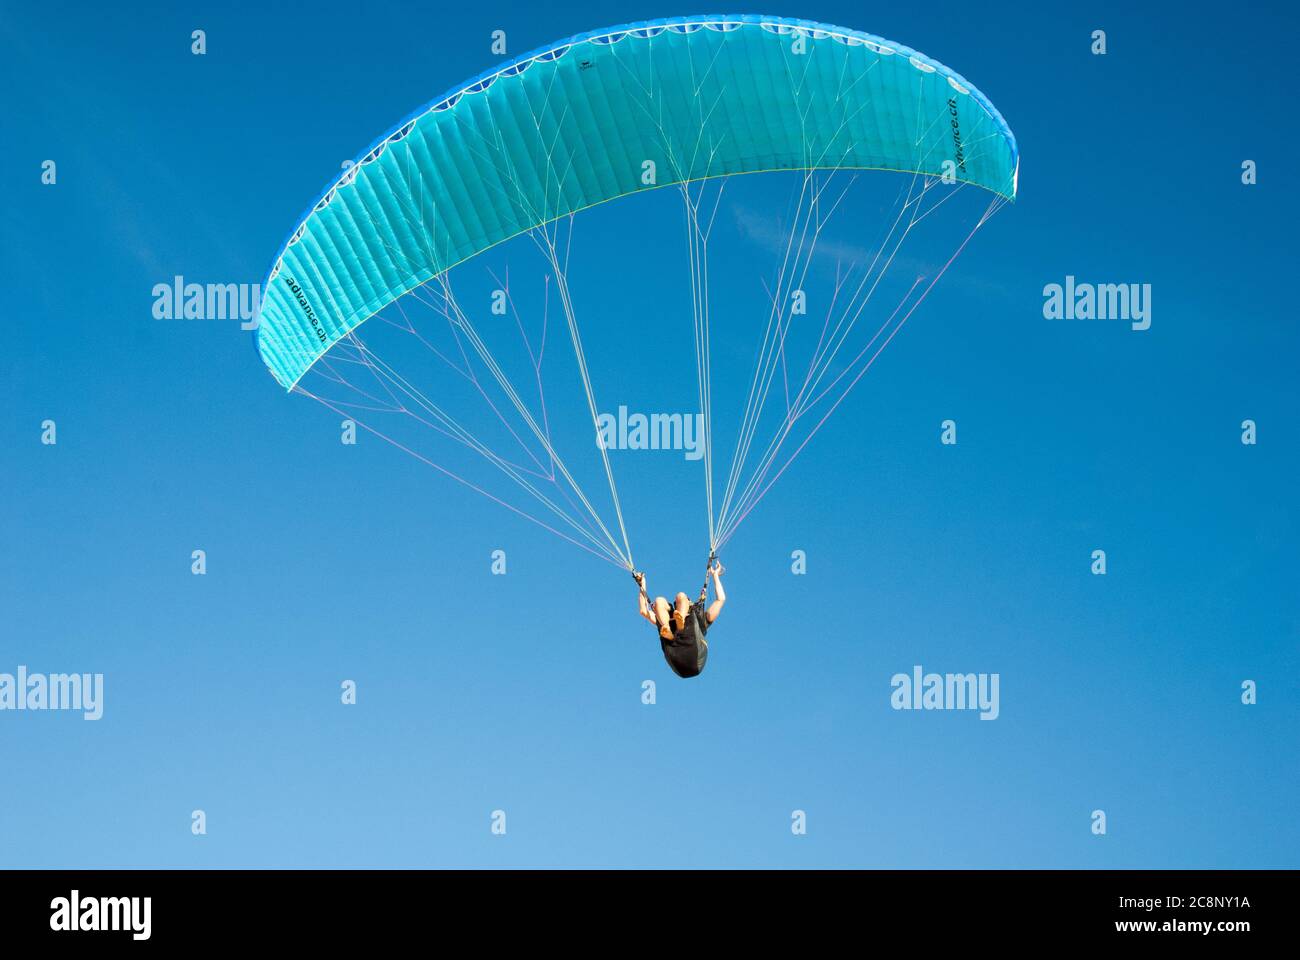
[254,16,1018,603]
[635,559,725,678]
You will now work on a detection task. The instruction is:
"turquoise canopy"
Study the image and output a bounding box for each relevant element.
[256,15,1018,390]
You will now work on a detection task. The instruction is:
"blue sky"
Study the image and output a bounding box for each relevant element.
[2,1,1296,868]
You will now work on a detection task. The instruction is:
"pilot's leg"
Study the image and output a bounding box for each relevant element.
[653,597,674,640]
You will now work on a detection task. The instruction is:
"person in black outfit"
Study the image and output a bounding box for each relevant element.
[633,562,725,678]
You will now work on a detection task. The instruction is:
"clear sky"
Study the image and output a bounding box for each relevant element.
[2,1,1296,868]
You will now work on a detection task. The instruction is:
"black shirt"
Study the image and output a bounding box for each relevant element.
[659,599,710,678]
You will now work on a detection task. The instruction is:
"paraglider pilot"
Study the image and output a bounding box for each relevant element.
[634,559,725,678]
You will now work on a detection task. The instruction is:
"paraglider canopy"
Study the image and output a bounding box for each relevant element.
[254,15,1018,570]
[256,15,1017,390]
